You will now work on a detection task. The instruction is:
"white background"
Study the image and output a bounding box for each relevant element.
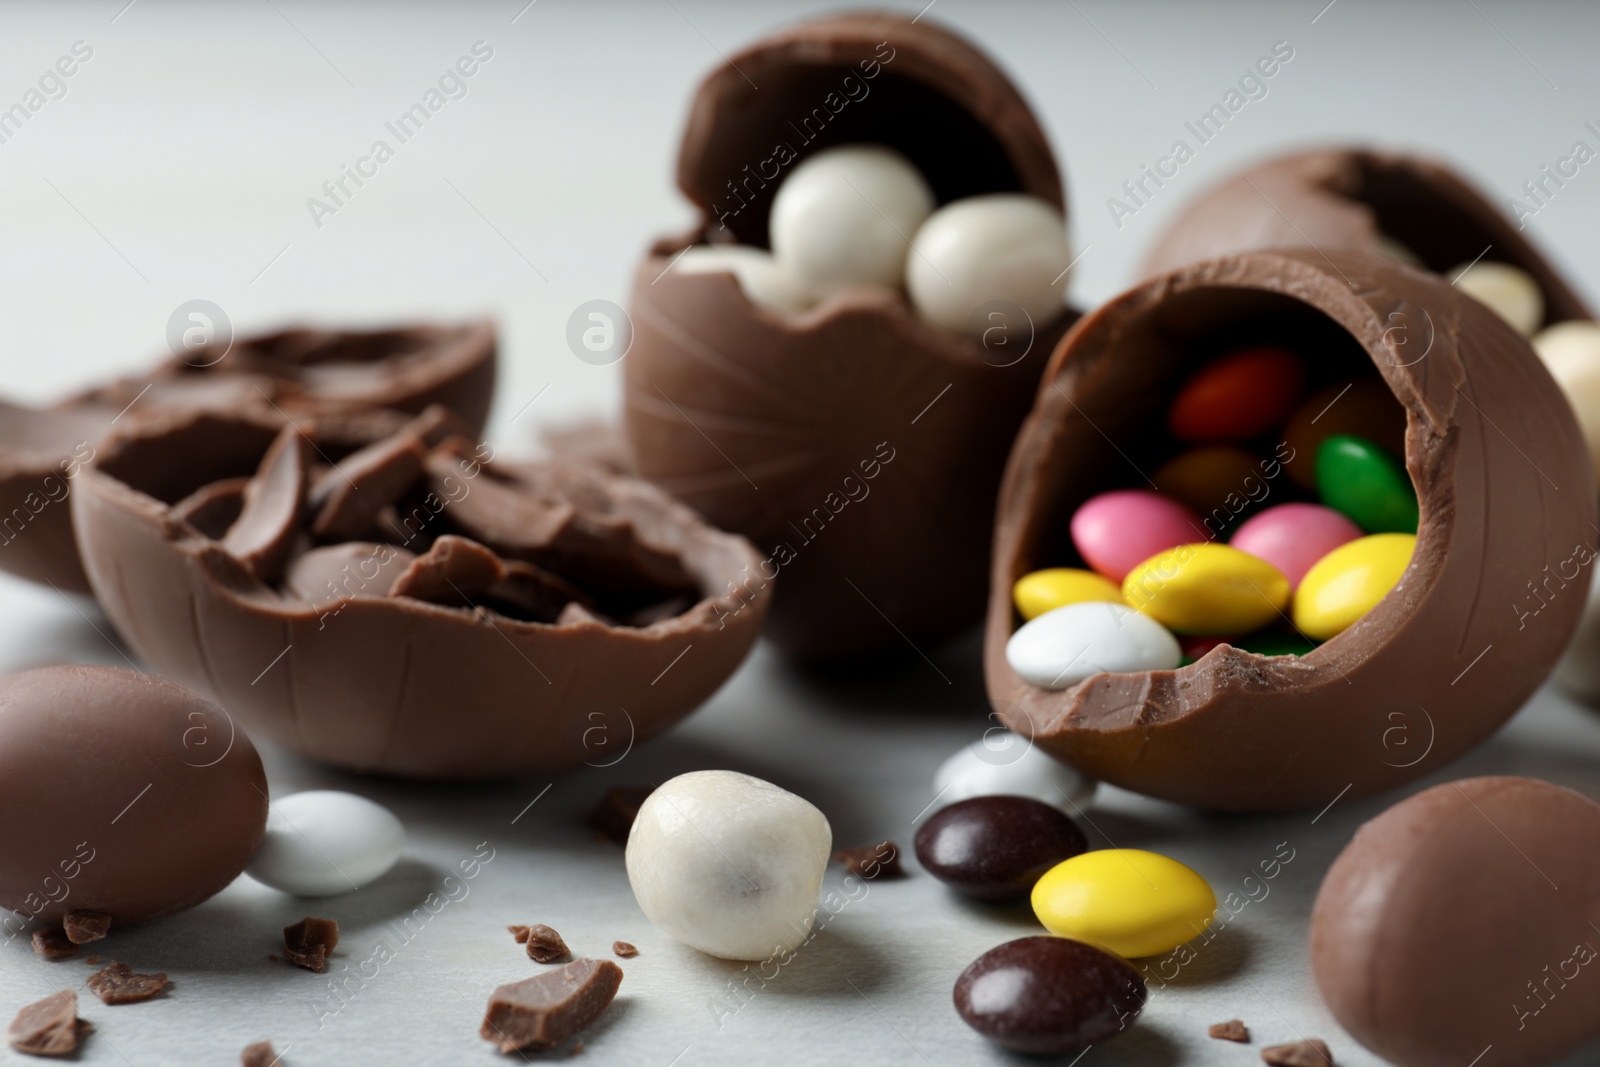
[2,2,1600,1064]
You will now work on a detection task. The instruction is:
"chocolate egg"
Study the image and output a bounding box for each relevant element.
[1138,146,1592,327]
[0,665,266,927]
[0,322,496,595]
[71,406,769,779]
[624,12,1073,660]
[1311,777,1600,1067]
[986,250,1595,810]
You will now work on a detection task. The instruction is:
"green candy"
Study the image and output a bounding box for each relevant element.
[1234,630,1317,657]
[1316,434,1418,534]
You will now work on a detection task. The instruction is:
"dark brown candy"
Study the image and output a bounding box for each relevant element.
[1210,1019,1250,1042]
[220,424,309,585]
[31,926,75,960]
[588,787,654,845]
[85,961,169,1004]
[283,917,339,974]
[914,796,1085,900]
[611,941,637,959]
[240,1040,279,1067]
[62,911,110,945]
[523,924,569,964]
[1261,1039,1334,1066]
[832,841,904,880]
[6,990,89,1056]
[480,958,622,1053]
[953,936,1145,1055]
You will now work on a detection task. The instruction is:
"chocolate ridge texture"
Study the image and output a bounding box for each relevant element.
[985,249,1595,811]
[625,10,1072,660]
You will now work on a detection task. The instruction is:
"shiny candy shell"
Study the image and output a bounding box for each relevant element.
[1012,567,1123,621]
[1293,533,1416,641]
[1283,377,1409,489]
[1006,602,1182,690]
[1317,434,1418,533]
[932,735,1097,812]
[1122,543,1290,636]
[1031,849,1217,959]
[914,796,1087,900]
[1070,489,1204,582]
[1168,345,1305,443]
[905,193,1072,334]
[954,936,1147,1055]
[247,791,406,897]
[1230,503,1362,588]
[1153,445,1267,519]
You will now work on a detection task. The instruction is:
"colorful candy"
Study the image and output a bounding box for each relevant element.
[1168,345,1305,443]
[1006,602,1181,690]
[1230,503,1362,588]
[1070,489,1202,582]
[1122,543,1290,636]
[1316,434,1418,533]
[1153,445,1268,520]
[1532,320,1600,475]
[1031,848,1217,958]
[1283,377,1408,489]
[1012,567,1122,621]
[954,937,1146,1055]
[914,796,1087,901]
[1293,533,1416,641]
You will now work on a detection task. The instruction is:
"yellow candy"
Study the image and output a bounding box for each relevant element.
[1121,543,1289,635]
[1031,849,1217,958]
[1293,532,1416,641]
[1013,568,1124,620]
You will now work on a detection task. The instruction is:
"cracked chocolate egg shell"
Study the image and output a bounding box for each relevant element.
[985,249,1595,811]
[0,321,495,595]
[1138,146,1593,325]
[71,408,768,779]
[624,11,1072,661]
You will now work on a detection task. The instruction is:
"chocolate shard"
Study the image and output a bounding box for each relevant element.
[588,787,654,845]
[62,911,111,945]
[221,424,309,585]
[1260,1038,1334,1066]
[284,542,417,604]
[240,1040,279,1067]
[524,924,570,964]
[832,841,905,880]
[308,431,425,541]
[479,958,623,1053]
[611,942,637,959]
[484,560,592,623]
[283,917,339,973]
[1210,1019,1249,1043]
[6,990,88,1056]
[85,962,169,1005]
[540,420,635,476]
[387,534,504,606]
[171,476,250,539]
[508,925,531,945]
[31,926,75,960]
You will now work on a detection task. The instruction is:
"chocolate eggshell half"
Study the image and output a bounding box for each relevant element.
[625,12,1070,660]
[1311,776,1600,1067]
[985,250,1595,811]
[0,665,267,926]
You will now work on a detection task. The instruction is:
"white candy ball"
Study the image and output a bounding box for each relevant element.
[673,245,815,315]
[933,733,1097,812]
[246,791,406,897]
[626,770,830,961]
[770,145,934,298]
[1006,602,1181,690]
[1556,574,1600,702]
[906,193,1071,335]
[1534,320,1600,478]
[1451,260,1543,336]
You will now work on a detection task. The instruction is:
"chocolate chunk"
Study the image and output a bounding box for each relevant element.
[611,942,637,959]
[1261,1039,1334,1066]
[309,431,426,541]
[479,958,623,1053]
[284,542,417,604]
[588,787,654,845]
[171,476,249,538]
[1210,1019,1250,1042]
[508,925,531,944]
[524,924,569,964]
[915,797,1086,900]
[832,841,905,880]
[387,534,503,605]
[6,990,89,1056]
[240,1040,280,1067]
[540,420,635,476]
[283,917,339,973]
[31,926,75,960]
[484,560,592,623]
[62,911,110,945]
[954,936,1145,1055]
[221,424,309,584]
[85,962,169,1005]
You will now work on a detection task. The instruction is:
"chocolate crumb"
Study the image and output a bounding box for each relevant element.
[480,959,623,1053]
[62,911,111,945]
[283,917,339,974]
[612,941,638,959]
[6,990,90,1056]
[241,1039,280,1066]
[31,926,75,960]
[1261,1038,1334,1066]
[587,787,653,845]
[1210,1019,1250,1042]
[283,946,327,973]
[86,962,170,1005]
[832,841,904,880]
[84,956,101,965]
[508,925,531,944]
[525,924,570,964]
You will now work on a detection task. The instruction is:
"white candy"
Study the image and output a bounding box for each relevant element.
[1451,260,1543,336]
[1006,602,1181,690]
[246,791,406,897]
[933,733,1097,812]
[906,193,1072,334]
[672,245,815,315]
[626,770,830,961]
[769,145,934,298]
[1533,320,1600,474]
[1556,574,1600,702]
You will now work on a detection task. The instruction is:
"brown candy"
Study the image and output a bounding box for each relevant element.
[479,958,622,1053]
[953,936,1145,1055]
[914,796,1085,900]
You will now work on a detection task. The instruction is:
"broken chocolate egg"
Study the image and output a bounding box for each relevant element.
[985,249,1595,810]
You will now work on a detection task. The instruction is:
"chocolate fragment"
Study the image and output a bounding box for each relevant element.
[171,476,249,538]
[6,990,88,1057]
[240,1040,280,1067]
[309,432,425,541]
[484,560,591,623]
[508,925,531,944]
[1260,1039,1333,1066]
[832,841,904,880]
[541,421,634,476]
[62,911,110,945]
[221,425,309,584]
[588,787,654,845]
[386,534,503,606]
[523,924,569,964]
[31,927,75,960]
[479,958,623,1053]
[85,962,169,1005]
[284,542,417,604]
[611,942,637,959]
[1210,1019,1250,1042]
[283,917,339,974]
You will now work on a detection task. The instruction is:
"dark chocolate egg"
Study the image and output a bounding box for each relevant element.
[0,665,266,927]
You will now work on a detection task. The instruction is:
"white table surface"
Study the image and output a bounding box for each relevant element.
[3,2,1600,1064]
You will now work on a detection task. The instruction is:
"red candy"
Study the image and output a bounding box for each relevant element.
[1168,346,1306,444]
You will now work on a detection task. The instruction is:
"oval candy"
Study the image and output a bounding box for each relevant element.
[1168,345,1305,443]
[1031,848,1217,959]
[247,791,406,897]
[1283,377,1408,489]
[1230,503,1363,588]
[914,796,1087,900]
[1012,567,1123,621]
[932,736,1097,813]
[1006,602,1181,690]
[1293,533,1416,641]
[954,936,1147,1055]
[1317,434,1418,533]
[1070,489,1203,582]
[1153,445,1267,520]
[1122,543,1290,636]
[1450,260,1543,337]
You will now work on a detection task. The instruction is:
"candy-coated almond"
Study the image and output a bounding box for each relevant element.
[1283,378,1408,489]
[1013,568,1123,621]
[1070,490,1203,582]
[1168,346,1305,443]
[1153,445,1266,519]
[1317,434,1418,533]
[1006,602,1181,690]
[1230,503,1362,588]
[1031,849,1217,958]
[1122,543,1290,636]
[1293,533,1416,641]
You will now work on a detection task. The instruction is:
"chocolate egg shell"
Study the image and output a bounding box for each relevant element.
[1138,146,1592,325]
[0,321,496,595]
[71,408,769,779]
[0,665,266,926]
[953,936,1146,1055]
[1311,777,1600,1067]
[985,250,1596,811]
[624,12,1072,661]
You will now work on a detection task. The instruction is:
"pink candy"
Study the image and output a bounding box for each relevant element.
[1071,490,1203,581]
[1229,503,1362,588]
